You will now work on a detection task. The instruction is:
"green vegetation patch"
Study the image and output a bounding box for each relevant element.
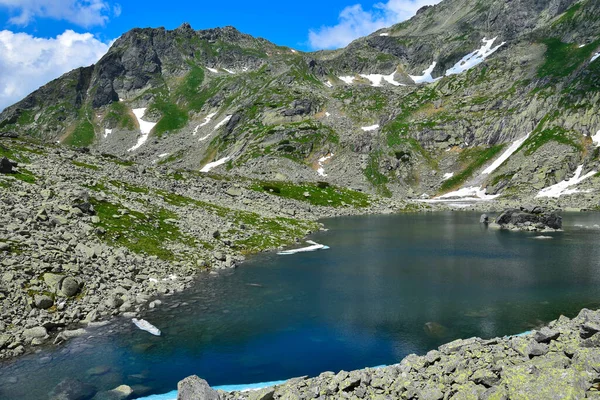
[364,151,392,197]
[250,181,370,208]
[440,144,505,192]
[522,126,582,155]
[64,119,95,147]
[177,66,206,110]
[90,199,193,260]
[538,38,600,79]
[105,102,136,130]
[150,97,189,137]
[72,160,100,170]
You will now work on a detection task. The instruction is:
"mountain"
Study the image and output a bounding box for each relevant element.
[1,0,600,203]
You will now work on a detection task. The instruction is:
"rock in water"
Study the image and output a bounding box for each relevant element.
[492,207,562,231]
[132,318,161,336]
[49,378,96,400]
[177,376,219,400]
[480,214,489,224]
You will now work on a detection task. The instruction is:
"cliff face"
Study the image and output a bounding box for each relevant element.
[1,0,600,203]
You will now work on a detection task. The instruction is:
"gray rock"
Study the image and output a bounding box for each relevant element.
[177,375,219,400]
[34,294,54,309]
[49,378,96,400]
[60,277,81,297]
[23,326,47,339]
[533,327,560,343]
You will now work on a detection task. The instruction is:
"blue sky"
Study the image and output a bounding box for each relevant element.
[0,0,440,111]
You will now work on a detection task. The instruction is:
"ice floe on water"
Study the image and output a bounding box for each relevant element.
[200,157,230,173]
[128,108,157,152]
[193,112,218,135]
[361,124,380,132]
[592,53,600,63]
[338,76,356,84]
[536,165,596,198]
[317,153,333,177]
[410,62,439,84]
[214,115,232,131]
[532,236,553,240]
[132,318,161,336]
[482,132,531,175]
[103,128,112,139]
[359,72,403,87]
[277,240,330,255]
[445,37,505,76]
[590,130,600,146]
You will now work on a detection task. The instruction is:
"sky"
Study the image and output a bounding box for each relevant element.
[0,0,440,112]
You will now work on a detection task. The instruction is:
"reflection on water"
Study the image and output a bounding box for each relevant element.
[2,212,600,399]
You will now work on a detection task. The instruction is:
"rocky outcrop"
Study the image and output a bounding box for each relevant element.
[178,307,600,400]
[491,206,562,231]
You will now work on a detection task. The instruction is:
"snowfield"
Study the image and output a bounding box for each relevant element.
[445,37,505,76]
[128,108,157,152]
[536,165,596,198]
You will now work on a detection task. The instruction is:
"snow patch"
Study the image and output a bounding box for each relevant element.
[536,165,596,198]
[223,68,235,74]
[442,172,454,180]
[359,71,403,87]
[592,53,600,63]
[158,153,169,158]
[379,33,389,36]
[200,157,230,173]
[325,112,331,117]
[317,153,333,177]
[579,44,586,48]
[132,318,161,336]
[409,61,439,84]
[291,49,297,53]
[277,240,330,255]
[128,108,157,152]
[361,124,380,132]
[481,132,531,175]
[103,128,112,139]
[324,80,333,88]
[437,186,500,201]
[214,115,233,131]
[193,112,218,135]
[445,37,505,76]
[207,67,218,73]
[338,76,356,84]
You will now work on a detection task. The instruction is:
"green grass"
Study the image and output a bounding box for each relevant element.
[11,168,37,184]
[177,66,206,110]
[440,144,505,192]
[90,199,193,261]
[249,181,370,208]
[108,180,150,194]
[364,151,392,197]
[522,126,582,155]
[100,153,134,166]
[538,38,600,79]
[72,160,100,170]
[105,102,136,130]
[151,98,189,137]
[64,119,95,147]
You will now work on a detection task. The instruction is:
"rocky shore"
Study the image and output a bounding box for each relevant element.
[0,138,414,361]
[179,307,600,400]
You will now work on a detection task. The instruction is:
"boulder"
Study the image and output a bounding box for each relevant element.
[23,326,48,339]
[60,277,81,297]
[493,208,562,231]
[177,376,219,400]
[480,214,489,224]
[92,385,133,400]
[0,157,14,174]
[34,294,54,309]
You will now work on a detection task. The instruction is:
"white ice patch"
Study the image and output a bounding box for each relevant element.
[223,68,235,74]
[590,130,600,147]
[324,81,333,88]
[317,153,333,177]
[361,124,380,132]
[128,108,157,152]
[158,153,169,158]
[481,132,531,175]
[325,112,331,117]
[359,72,403,87]
[277,240,330,255]
[410,61,439,84]
[214,115,232,131]
[380,33,389,36]
[442,172,454,180]
[435,186,500,201]
[338,76,356,84]
[200,157,230,173]
[103,128,112,139]
[193,112,218,135]
[535,165,596,198]
[132,318,161,336]
[445,37,505,76]
[579,44,586,48]
[592,53,600,63]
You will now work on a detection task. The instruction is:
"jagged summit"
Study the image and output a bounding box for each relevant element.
[1,0,600,204]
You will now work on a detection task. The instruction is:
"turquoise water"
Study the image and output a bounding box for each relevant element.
[2,212,600,399]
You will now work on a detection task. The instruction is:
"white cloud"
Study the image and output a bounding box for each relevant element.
[308,0,442,50]
[0,30,111,112]
[0,0,118,28]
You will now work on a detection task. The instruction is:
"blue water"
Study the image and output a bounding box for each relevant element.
[2,212,600,399]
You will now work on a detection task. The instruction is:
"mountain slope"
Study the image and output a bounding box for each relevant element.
[1,0,600,205]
